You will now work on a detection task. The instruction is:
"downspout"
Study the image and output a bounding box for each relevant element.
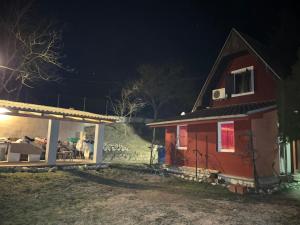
[281,80,288,176]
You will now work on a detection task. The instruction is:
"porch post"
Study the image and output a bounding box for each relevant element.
[93,123,104,164]
[45,119,60,165]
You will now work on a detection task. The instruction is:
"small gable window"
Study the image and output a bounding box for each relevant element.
[218,121,235,152]
[231,66,254,97]
[176,125,187,150]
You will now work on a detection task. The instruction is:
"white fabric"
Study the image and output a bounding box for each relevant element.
[76,132,92,160]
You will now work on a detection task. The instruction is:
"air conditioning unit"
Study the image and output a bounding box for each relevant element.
[212,88,226,100]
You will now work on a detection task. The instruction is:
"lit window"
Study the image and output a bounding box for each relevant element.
[177,125,187,150]
[231,66,254,97]
[218,121,235,152]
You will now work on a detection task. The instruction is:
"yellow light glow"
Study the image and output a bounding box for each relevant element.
[66,116,83,121]
[99,119,114,124]
[84,118,100,123]
[45,114,64,118]
[18,110,42,116]
[0,107,10,114]
[0,114,10,121]
[0,107,11,121]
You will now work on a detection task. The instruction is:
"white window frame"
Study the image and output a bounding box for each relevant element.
[176,125,187,150]
[231,66,254,97]
[217,121,235,152]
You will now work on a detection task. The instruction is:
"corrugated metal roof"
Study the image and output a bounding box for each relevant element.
[0,100,118,123]
[148,101,276,126]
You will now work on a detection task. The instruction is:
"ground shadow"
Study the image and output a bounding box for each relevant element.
[110,163,161,174]
[66,169,160,190]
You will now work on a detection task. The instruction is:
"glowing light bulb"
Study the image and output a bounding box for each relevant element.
[0,107,11,121]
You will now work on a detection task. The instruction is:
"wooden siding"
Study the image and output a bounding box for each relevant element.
[251,110,280,177]
[211,52,277,107]
[164,119,254,178]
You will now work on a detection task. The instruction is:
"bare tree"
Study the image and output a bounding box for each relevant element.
[133,64,189,165]
[109,86,145,135]
[0,1,69,99]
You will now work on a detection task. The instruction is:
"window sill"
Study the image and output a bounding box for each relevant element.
[218,148,235,153]
[231,91,254,98]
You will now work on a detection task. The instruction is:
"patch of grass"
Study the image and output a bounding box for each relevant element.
[0,166,300,225]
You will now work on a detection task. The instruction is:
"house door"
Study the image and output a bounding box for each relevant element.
[167,132,176,166]
[292,140,300,173]
[195,133,208,170]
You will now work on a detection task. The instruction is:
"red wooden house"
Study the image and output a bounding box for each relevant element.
[148,29,299,187]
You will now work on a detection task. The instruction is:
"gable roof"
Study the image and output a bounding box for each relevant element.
[192,28,284,112]
[147,101,276,127]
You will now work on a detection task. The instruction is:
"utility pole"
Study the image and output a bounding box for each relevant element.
[57,94,60,107]
[282,82,288,177]
[105,98,108,115]
[83,97,86,111]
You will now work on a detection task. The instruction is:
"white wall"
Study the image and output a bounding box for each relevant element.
[0,115,87,140]
[279,142,292,174]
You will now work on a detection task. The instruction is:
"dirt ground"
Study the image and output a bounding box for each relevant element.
[0,165,299,225]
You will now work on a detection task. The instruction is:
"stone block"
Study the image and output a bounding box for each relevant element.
[228,184,237,193]
[236,185,247,195]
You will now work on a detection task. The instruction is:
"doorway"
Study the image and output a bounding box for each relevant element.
[292,140,300,173]
[279,141,292,174]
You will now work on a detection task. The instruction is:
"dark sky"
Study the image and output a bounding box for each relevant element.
[25,0,300,114]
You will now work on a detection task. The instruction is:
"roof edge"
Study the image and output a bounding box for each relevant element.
[192,29,236,112]
[147,103,277,127]
[147,114,247,127]
[191,28,282,112]
[246,105,277,115]
[0,99,119,123]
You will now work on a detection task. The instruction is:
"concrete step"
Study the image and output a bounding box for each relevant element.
[293,174,300,182]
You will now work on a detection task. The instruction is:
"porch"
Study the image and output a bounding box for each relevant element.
[0,100,118,166]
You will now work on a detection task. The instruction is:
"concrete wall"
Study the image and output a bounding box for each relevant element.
[0,115,86,140]
[251,110,280,177]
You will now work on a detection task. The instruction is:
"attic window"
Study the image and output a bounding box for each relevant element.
[231,66,254,97]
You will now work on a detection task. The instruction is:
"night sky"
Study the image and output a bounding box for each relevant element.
[24,0,300,115]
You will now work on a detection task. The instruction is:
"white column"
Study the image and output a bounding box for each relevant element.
[45,119,60,165]
[93,123,104,164]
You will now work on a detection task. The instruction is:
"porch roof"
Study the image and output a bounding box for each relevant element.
[147,101,276,127]
[0,100,118,124]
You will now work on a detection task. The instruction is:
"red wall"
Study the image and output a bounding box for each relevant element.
[165,119,254,178]
[251,110,279,177]
[165,126,176,165]
[211,52,277,107]
[162,52,279,179]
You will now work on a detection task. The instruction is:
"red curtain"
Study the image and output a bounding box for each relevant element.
[221,123,234,149]
[179,126,187,148]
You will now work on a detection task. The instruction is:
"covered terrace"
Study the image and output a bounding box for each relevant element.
[0,100,118,167]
